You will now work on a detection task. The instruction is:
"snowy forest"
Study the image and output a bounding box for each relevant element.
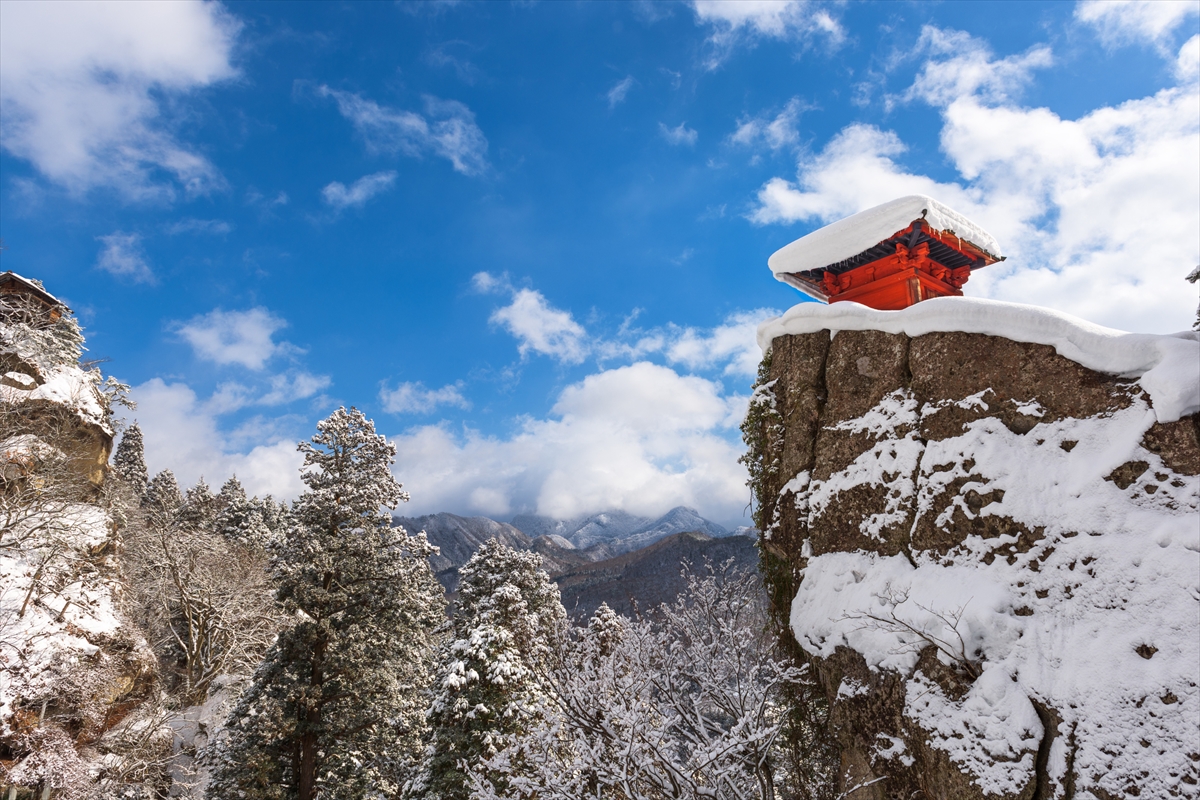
[1,278,836,799]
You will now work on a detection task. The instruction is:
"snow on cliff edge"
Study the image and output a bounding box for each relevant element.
[758,297,1199,423]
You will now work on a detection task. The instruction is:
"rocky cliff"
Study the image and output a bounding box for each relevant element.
[745,298,1199,798]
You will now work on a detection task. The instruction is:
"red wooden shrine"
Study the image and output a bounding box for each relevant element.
[777,217,1003,311]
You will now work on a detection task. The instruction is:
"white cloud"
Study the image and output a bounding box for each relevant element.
[665,310,779,377]
[750,124,973,226]
[690,0,843,68]
[474,271,589,364]
[131,378,305,499]
[491,288,590,365]
[904,27,1053,107]
[424,41,481,84]
[1177,34,1200,82]
[380,381,471,414]
[164,218,233,235]
[660,121,699,146]
[474,271,776,377]
[258,371,331,406]
[174,307,294,370]
[730,97,805,151]
[95,232,154,283]
[607,76,635,108]
[318,86,489,176]
[0,0,237,199]
[748,27,1200,334]
[389,362,751,525]
[203,368,330,413]
[471,271,508,293]
[1076,0,1199,49]
[321,171,397,210]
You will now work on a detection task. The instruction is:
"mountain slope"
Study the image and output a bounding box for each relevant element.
[554,530,758,620]
[395,512,530,590]
[510,506,735,554]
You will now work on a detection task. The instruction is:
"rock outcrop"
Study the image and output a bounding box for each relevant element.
[746,298,1199,798]
[1,276,162,798]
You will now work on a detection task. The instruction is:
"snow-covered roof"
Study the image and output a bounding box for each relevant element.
[767,195,1002,296]
[758,297,1200,423]
[0,270,67,310]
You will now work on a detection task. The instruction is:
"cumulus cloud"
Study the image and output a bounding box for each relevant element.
[607,76,635,108]
[474,271,777,378]
[321,170,397,210]
[1177,34,1200,82]
[730,97,805,151]
[318,86,489,176]
[0,0,237,199]
[492,289,590,364]
[389,362,750,525]
[749,26,1200,334]
[660,121,699,146]
[1075,0,1199,49]
[95,232,154,283]
[133,310,331,496]
[474,272,589,364]
[380,381,471,414]
[690,0,843,68]
[174,307,295,370]
[664,310,778,377]
[131,378,306,499]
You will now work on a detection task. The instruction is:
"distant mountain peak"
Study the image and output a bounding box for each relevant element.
[510,506,730,555]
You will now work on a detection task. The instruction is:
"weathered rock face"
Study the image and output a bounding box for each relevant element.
[750,324,1200,799]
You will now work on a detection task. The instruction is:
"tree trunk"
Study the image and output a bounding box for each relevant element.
[298,634,327,800]
[298,726,317,800]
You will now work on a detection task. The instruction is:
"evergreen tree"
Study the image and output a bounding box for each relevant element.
[255,494,291,540]
[143,469,183,512]
[179,477,220,530]
[409,539,566,800]
[112,422,148,495]
[215,475,274,548]
[207,407,444,800]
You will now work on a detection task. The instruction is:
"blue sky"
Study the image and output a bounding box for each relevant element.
[1,0,1197,527]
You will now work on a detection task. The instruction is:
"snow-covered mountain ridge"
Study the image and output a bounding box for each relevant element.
[510,505,731,552]
[396,506,740,593]
[746,299,1199,798]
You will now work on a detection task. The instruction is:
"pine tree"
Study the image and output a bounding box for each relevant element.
[179,477,220,530]
[215,475,274,548]
[143,469,183,512]
[255,495,291,540]
[409,539,566,800]
[206,407,444,800]
[112,422,149,495]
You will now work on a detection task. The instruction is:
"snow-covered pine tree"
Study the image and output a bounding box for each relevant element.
[179,477,220,530]
[112,422,149,495]
[214,475,274,547]
[143,469,183,512]
[206,407,444,800]
[409,539,566,800]
[257,495,291,539]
